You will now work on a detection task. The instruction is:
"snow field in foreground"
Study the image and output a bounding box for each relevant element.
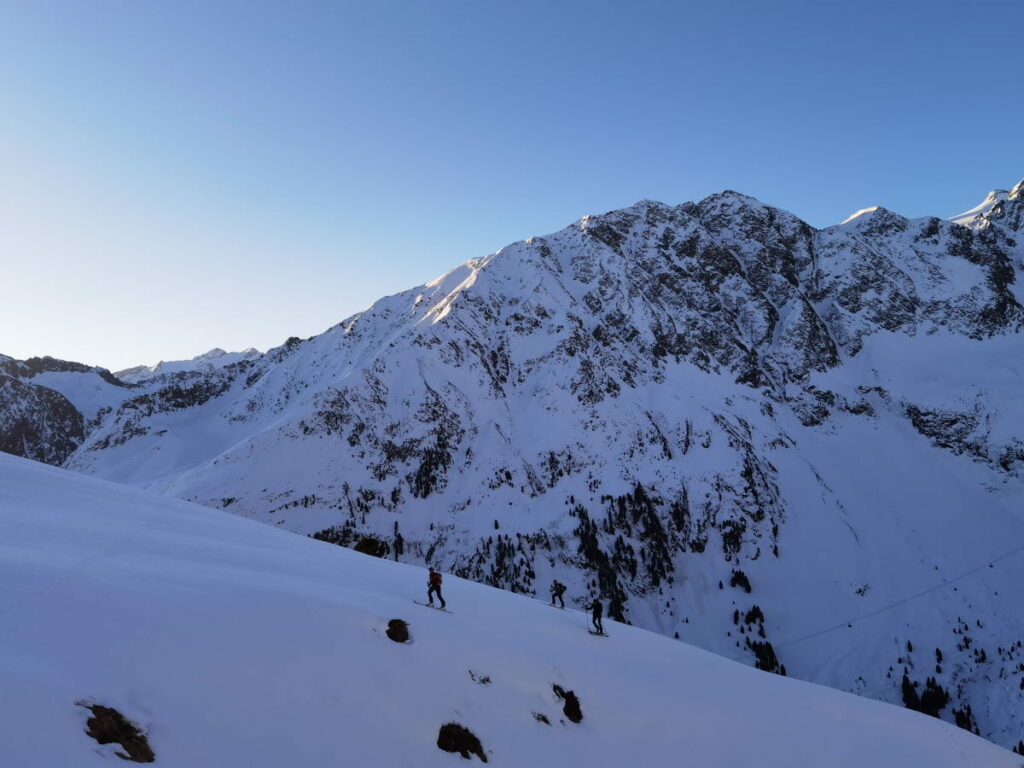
[0,454,1016,767]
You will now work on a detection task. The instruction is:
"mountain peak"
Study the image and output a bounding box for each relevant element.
[195,348,229,361]
[835,205,910,234]
[627,197,668,209]
[839,206,882,226]
[700,189,766,209]
[948,184,1019,225]
[583,199,673,223]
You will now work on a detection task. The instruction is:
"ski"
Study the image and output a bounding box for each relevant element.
[413,600,453,614]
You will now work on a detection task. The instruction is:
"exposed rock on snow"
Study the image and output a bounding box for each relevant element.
[80,703,155,763]
[437,723,488,762]
[386,618,410,643]
[551,684,583,723]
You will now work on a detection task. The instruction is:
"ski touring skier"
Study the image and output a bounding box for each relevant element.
[550,580,567,608]
[590,598,605,635]
[427,566,446,609]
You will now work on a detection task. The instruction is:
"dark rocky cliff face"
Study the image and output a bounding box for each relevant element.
[0,374,86,465]
[0,356,131,464]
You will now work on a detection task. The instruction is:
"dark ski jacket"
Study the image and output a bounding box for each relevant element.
[590,599,603,617]
[429,570,443,587]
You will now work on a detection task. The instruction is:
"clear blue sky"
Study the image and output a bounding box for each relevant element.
[2,0,1021,371]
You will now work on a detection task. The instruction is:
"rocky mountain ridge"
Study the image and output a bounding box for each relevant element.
[115,346,263,384]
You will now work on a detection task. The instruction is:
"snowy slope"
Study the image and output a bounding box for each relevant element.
[0,453,1016,767]
[4,179,1024,748]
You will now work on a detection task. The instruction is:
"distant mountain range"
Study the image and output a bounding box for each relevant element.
[3,180,1024,749]
[114,346,263,384]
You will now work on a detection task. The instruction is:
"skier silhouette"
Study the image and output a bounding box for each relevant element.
[550,580,567,608]
[590,598,604,634]
[427,566,446,609]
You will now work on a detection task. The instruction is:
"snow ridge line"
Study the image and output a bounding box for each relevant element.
[776,543,1024,649]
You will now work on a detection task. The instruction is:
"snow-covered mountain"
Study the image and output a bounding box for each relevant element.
[3,180,1024,749]
[0,355,135,464]
[115,347,262,385]
[0,452,1017,767]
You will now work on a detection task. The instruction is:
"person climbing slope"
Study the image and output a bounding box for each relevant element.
[550,580,567,608]
[427,566,446,609]
[590,598,604,634]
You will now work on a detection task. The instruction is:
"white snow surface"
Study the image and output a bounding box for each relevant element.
[26,370,131,422]
[812,330,1024,453]
[0,453,1016,767]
